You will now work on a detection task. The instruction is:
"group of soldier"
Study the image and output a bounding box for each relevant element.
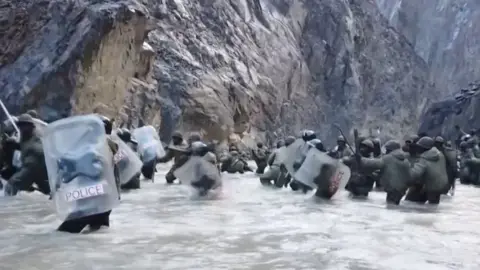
[246,129,477,206]
[1,108,480,234]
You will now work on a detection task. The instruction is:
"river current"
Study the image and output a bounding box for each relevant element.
[1,162,479,270]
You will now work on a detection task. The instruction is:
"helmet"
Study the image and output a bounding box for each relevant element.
[372,137,381,145]
[301,129,316,142]
[434,136,445,144]
[256,142,263,148]
[416,136,434,150]
[384,140,401,152]
[309,138,325,151]
[191,141,208,156]
[276,140,285,148]
[405,134,419,144]
[360,139,374,149]
[97,115,112,134]
[172,131,183,140]
[337,136,346,142]
[26,109,39,118]
[16,114,35,125]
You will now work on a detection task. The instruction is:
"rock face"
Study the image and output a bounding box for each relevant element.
[376,0,480,139]
[147,0,435,144]
[418,81,480,142]
[0,0,154,124]
[376,0,480,95]
[1,0,435,145]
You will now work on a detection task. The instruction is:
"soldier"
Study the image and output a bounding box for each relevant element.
[259,140,284,186]
[343,139,378,197]
[252,142,269,174]
[157,131,188,184]
[4,114,50,196]
[434,136,457,194]
[328,136,353,159]
[220,144,248,174]
[356,140,411,204]
[459,141,475,184]
[406,137,448,204]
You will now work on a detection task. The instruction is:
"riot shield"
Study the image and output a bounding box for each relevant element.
[132,126,165,163]
[174,156,222,190]
[283,139,310,175]
[292,148,324,188]
[110,133,143,185]
[314,155,351,199]
[42,114,120,221]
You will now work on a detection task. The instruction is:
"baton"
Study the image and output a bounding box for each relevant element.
[0,100,20,137]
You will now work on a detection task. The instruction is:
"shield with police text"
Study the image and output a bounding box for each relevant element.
[110,133,143,185]
[132,126,165,163]
[43,114,120,221]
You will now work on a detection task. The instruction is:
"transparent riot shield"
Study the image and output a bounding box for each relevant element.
[132,126,165,163]
[110,133,143,185]
[313,155,351,199]
[283,139,310,175]
[293,148,324,188]
[174,156,222,189]
[43,114,120,221]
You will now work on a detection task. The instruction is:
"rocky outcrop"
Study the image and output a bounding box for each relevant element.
[418,81,480,142]
[376,0,480,139]
[147,0,435,145]
[0,0,157,125]
[376,0,480,95]
[1,0,436,145]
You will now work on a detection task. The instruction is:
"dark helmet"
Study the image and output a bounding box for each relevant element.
[97,115,112,134]
[416,136,434,150]
[256,142,263,148]
[172,131,183,140]
[16,114,35,126]
[309,138,325,152]
[301,129,316,142]
[120,128,132,142]
[434,136,444,144]
[384,140,401,152]
[285,136,296,146]
[360,139,374,149]
[276,140,285,148]
[337,136,346,143]
[191,141,208,156]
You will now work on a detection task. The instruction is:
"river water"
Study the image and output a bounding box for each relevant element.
[1,162,480,270]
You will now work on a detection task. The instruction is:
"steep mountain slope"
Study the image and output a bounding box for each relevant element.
[0,0,435,145]
[376,0,480,138]
[376,0,480,95]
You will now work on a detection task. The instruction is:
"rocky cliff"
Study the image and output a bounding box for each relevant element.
[376,0,480,139]
[376,0,480,95]
[0,0,435,145]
